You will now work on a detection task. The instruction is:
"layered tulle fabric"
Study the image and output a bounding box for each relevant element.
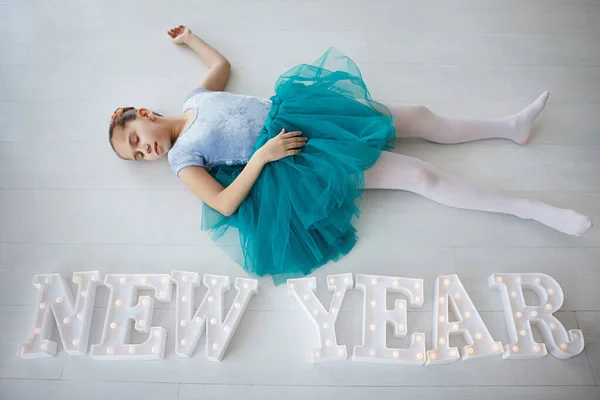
[201,46,397,285]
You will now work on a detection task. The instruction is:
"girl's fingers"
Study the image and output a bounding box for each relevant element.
[284,137,307,148]
[168,26,186,40]
[288,139,307,147]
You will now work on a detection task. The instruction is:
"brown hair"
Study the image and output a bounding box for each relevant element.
[108,107,163,160]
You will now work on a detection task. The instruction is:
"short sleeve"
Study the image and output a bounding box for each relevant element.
[182,87,213,108]
[168,145,206,176]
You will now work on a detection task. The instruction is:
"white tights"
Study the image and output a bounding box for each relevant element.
[363,91,593,236]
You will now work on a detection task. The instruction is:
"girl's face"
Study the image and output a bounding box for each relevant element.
[111,108,172,161]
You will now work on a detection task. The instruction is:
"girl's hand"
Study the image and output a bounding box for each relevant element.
[259,129,308,163]
[168,25,192,44]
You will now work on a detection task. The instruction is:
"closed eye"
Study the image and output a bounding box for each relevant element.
[129,131,140,145]
[129,131,142,160]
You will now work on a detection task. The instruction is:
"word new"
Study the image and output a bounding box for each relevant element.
[18,271,583,365]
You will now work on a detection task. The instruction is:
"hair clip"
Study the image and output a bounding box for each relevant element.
[110,108,124,121]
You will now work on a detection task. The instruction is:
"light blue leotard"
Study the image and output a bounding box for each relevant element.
[168,88,272,175]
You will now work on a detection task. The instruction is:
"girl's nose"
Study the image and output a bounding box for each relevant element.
[145,143,151,154]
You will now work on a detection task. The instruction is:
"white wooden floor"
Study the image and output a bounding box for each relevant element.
[1,0,600,399]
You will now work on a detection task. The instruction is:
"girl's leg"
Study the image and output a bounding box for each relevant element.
[363,151,592,236]
[387,91,549,144]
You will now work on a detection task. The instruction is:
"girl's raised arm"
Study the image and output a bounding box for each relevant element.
[168,25,231,91]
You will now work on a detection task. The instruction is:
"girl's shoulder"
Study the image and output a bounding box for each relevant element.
[181,87,218,110]
[183,87,213,102]
[181,87,272,113]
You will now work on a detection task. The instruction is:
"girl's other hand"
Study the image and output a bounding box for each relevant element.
[168,25,192,44]
[259,128,308,163]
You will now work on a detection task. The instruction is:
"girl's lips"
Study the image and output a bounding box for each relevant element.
[155,142,160,156]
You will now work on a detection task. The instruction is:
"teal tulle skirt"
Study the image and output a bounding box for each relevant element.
[201,46,397,285]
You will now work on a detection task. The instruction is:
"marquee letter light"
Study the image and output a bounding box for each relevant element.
[427,274,503,365]
[18,271,102,358]
[488,273,584,359]
[353,274,426,365]
[287,273,353,363]
[89,274,173,360]
[171,271,258,361]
